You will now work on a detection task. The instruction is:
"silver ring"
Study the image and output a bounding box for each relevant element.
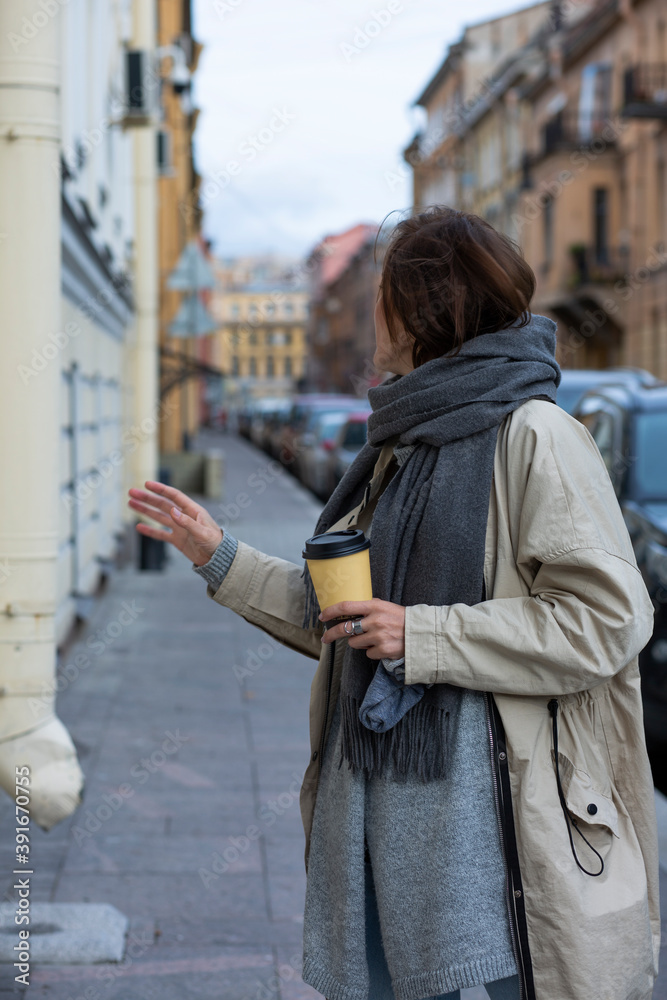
[351,619,366,635]
[343,619,355,635]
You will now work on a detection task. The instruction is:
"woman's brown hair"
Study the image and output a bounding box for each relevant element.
[376,206,536,368]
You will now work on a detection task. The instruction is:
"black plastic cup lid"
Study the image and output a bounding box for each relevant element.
[302,528,370,560]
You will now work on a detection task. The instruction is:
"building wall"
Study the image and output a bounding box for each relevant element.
[157,0,204,452]
[56,0,139,641]
[407,0,667,379]
[517,0,667,375]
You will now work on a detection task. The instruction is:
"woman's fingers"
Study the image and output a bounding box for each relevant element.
[143,480,203,520]
[127,497,178,529]
[167,505,217,541]
[128,487,186,520]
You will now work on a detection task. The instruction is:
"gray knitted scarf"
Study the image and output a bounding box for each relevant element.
[301,313,560,780]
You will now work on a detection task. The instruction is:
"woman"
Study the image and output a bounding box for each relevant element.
[128,207,660,1000]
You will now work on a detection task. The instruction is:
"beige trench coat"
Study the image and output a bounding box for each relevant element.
[204,399,660,1000]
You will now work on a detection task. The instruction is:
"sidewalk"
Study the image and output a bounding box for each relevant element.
[0,430,326,1000]
[0,429,665,1000]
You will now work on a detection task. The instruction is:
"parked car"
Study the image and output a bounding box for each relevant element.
[327,409,372,493]
[278,394,365,475]
[298,410,353,500]
[556,366,658,414]
[248,396,291,451]
[572,381,667,790]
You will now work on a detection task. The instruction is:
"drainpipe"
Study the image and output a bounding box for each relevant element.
[0,2,84,827]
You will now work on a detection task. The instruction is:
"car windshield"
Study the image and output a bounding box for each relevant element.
[342,422,368,449]
[635,411,667,499]
[316,413,347,442]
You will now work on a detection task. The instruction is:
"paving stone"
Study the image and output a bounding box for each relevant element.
[0,903,128,964]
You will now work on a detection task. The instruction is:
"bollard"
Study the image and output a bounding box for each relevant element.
[204,449,225,500]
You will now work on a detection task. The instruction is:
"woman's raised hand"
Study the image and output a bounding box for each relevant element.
[127,481,223,567]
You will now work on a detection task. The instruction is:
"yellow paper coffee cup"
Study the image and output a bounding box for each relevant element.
[302,529,372,626]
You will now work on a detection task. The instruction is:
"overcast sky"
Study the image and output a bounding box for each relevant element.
[191,0,537,260]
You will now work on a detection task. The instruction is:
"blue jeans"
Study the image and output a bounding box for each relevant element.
[365,860,520,1000]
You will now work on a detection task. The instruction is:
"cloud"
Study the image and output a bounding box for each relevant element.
[192,0,541,256]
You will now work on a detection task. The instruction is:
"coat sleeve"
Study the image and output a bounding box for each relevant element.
[403,405,656,696]
[203,538,324,661]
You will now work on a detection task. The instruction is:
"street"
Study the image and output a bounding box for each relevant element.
[0,429,665,1000]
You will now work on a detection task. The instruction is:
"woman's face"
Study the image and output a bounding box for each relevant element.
[373,293,414,376]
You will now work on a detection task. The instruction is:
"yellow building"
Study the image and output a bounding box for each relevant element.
[212,267,309,405]
[156,0,208,451]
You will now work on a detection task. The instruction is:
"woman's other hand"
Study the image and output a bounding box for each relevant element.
[319,599,406,660]
[127,480,223,567]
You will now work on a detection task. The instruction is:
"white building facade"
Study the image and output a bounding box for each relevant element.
[0,0,162,828]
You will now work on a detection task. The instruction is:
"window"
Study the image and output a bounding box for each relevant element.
[285,331,292,345]
[249,330,257,346]
[635,411,667,498]
[231,355,239,376]
[266,356,274,377]
[284,356,292,376]
[593,187,609,264]
[249,357,257,376]
[284,302,293,317]
[578,63,612,138]
[230,303,240,319]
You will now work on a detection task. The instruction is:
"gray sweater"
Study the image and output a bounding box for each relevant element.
[193,444,517,1000]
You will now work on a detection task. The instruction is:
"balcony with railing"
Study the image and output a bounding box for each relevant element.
[622,64,667,119]
[542,110,616,155]
[568,244,631,287]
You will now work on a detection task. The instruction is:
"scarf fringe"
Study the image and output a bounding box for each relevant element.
[301,560,321,629]
[337,691,450,782]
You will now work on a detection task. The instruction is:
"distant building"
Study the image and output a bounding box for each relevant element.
[406,0,555,220]
[306,223,383,394]
[211,258,310,404]
[404,0,667,379]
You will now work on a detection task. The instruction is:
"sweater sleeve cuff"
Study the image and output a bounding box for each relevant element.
[192,531,239,590]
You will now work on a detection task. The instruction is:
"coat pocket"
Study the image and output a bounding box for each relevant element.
[547,698,619,877]
[554,749,620,848]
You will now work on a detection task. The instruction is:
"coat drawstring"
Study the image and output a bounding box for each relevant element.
[547,699,605,878]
